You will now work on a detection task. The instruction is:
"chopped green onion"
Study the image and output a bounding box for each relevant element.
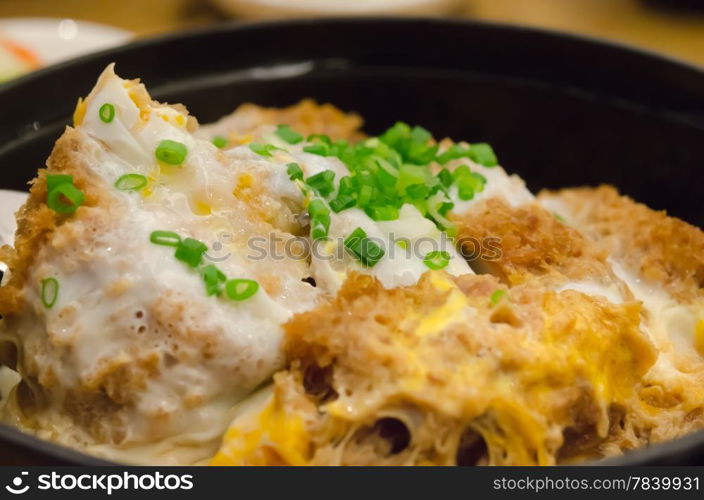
[427,193,456,236]
[275,124,303,145]
[338,176,355,195]
[40,277,59,308]
[310,214,330,240]
[436,144,470,165]
[457,178,475,201]
[303,143,330,156]
[225,278,259,301]
[344,227,385,268]
[329,193,356,213]
[554,212,566,223]
[411,125,432,143]
[307,199,331,240]
[365,205,399,221]
[376,159,399,189]
[305,170,335,197]
[307,199,329,219]
[46,174,73,193]
[249,142,280,158]
[437,169,453,188]
[456,170,487,201]
[423,250,451,270]
[397,164,428,194]
[356,185,374,208]
[287,162,303,181]
[468,172,487,192]
[202,264,227,296]
[379,122,411,151]
[212,136,228,149]
[150,230,181,247]
[490,289,507,305]
[468,143,498,167]
[47,183,85,214]
[307,134,331,144]
[356,168,375,187]
[99,103,115,123]
[175,238,208,268]
[155,140,188,165]
[451,165,472,182]
[407,142,438,165]
[114,173,147,191]
[405,183,429,200]
[438,200,454,216]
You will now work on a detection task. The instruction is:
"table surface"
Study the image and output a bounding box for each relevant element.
[0,0,702,66]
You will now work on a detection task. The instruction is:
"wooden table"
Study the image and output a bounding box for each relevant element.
[0,0,703,65]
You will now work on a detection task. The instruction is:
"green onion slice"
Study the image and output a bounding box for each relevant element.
[305,170,335,197]
[307,199,328,219]
[212,136,228,149]
[202,264,227,296]
[344,227,385,268]
[457,178,475,201]
[46,174,73,193]
[275,124,303,145]
[365,205,398,221]
[175,237,208,268]
[287,162,304,181]
[249,142,280,158]
[436,144,469,165]
[150,230,181,247]
[155,139,188,165]
[99,103,115,123]
[302,143,330,156]
[427,193,456,237]
[114,173,147,191]
[423,250,451,270]
[329,193,356,213]
[356,185,374,208]
[310,215,330,241]
[397,164,428,194]
[437,169,453,188]
[47,183,85,214]
[40,277,59,308]
[225,278,259,301]
[468,143,498,167]
[490,289,507,305]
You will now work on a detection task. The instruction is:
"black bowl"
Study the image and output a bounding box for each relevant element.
[1,18,703,465]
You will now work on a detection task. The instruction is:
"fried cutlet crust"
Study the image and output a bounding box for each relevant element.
[214,272,657,466]
[450,198,625,292]
[0,128,102,317]
[540,185,704,302]
[208,99,365,145]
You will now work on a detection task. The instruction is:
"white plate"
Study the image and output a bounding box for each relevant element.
[0,17,132,67]
[0,189,28,247]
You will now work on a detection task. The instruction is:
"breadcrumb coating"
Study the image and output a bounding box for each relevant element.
[213,272,657,466]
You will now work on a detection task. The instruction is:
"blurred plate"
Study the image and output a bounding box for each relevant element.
[0,18,132,80]
[0,189,26,247]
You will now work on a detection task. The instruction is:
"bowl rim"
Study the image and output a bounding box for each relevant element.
[1,16,703,96]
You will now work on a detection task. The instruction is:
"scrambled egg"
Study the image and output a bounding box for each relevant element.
[213,272,656,465]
